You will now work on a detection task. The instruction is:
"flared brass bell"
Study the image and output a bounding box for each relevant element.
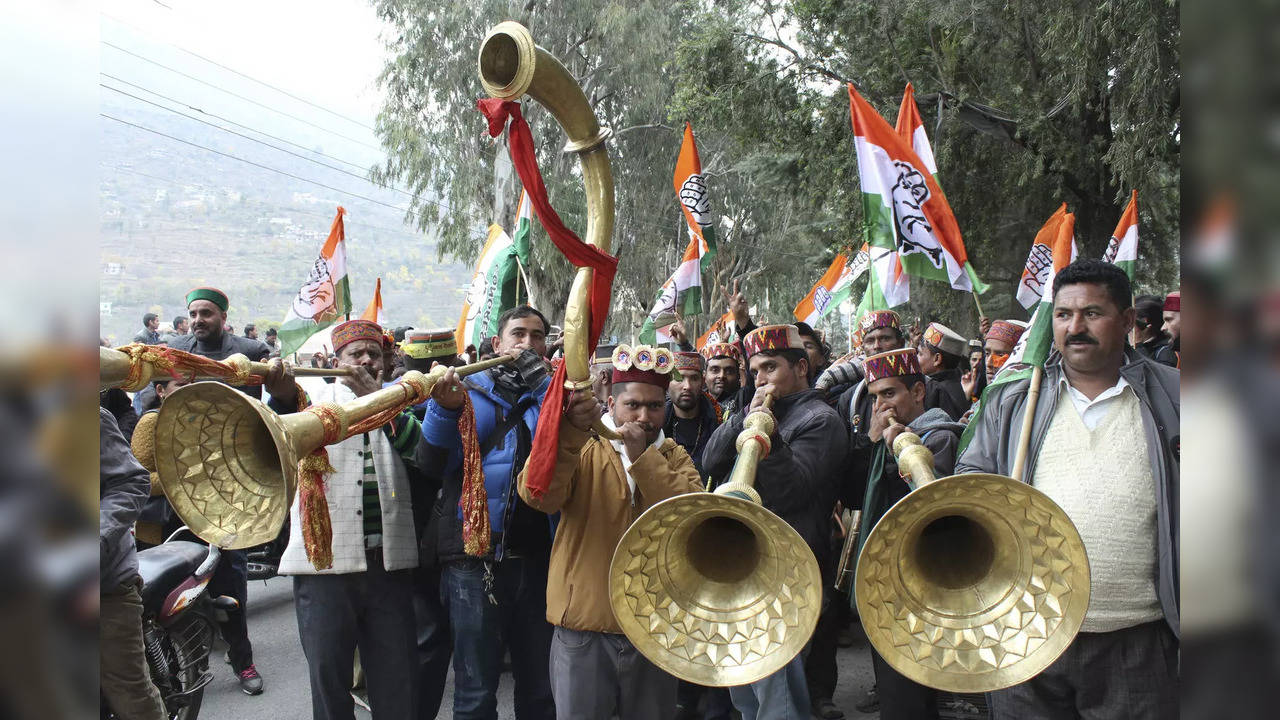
[854,431,1090,693]
[609,395,823,687]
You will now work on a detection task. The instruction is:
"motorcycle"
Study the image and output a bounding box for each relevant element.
[245,519,289,582]
[103,527,238,720]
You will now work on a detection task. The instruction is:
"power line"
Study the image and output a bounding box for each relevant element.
[101,112,418,216]
[101,40,384,152]
[102,72,372,173]
[102,11,376,132]
[101,82,417,200]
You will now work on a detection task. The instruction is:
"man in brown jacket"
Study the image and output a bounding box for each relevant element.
[520,344,703,720]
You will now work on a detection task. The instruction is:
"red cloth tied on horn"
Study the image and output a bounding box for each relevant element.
[476,98,618,500]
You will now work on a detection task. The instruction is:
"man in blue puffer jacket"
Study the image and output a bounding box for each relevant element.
[420,305,557,720]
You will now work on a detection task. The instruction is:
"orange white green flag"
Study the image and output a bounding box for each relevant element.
[895,83,938,177]
[638,233,703,344]
[279,206,352,357]
[697,311,734,349]
[673,122,717,270]
[1015,203,1079,309]
[794,245,870,325]
[456,223,523,350]
[360,277,386,325]
[1102,190,1139,282]
[849,84,988,294]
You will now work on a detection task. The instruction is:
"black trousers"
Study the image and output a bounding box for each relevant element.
[293,552,418,720]
[413,564,452,719]
[871,649,938,720]
[207,548,253,672]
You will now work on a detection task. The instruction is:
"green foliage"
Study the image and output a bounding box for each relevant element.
[371,0,1179,337]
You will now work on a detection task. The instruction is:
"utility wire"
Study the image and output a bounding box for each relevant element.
[102,11,376,132]
[101,40,384,152]
[101,82,417,200]
[102,72,373,173]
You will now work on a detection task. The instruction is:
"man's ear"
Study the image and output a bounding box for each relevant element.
[489,334,501,354]
[911,379,927,404]
[1121,306,1137,336]
[606,394,616,414]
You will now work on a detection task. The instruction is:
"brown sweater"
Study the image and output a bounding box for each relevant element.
[518,424,702,633]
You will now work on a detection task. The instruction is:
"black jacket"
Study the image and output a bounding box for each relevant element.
[663,395,721,475]
[925,368,969,421]
[100,409,151,590]
[168,332,274,401]
[702,389,848,564]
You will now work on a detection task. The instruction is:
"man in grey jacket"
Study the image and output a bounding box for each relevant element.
[956,259,1179,719]
[100,408,166,720]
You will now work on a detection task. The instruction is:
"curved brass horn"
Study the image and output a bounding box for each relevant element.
[153,356,513,548]
[854,429,1090,693]
[100,345,354,392]
[478,22,618,438]
[608,395,823,686]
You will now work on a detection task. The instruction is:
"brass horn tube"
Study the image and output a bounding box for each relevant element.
[714,393,774,503]
[100,346,356,392]
[478,22,618,438]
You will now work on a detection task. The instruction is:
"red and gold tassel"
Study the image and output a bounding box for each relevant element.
[457,393,491,556]
[298,451,336,570]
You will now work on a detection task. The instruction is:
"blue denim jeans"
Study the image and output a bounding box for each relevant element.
[728,653,810,720]
[441,556,555,720]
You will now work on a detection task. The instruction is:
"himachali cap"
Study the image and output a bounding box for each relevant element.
[742,324,805,358]
[331,319,385,353]
[922,322,967,357]
[186,287,229,312]
[863,348,923,384]
[701,342,742,362]
[985,320,1026,346]
[858,310,902,336]
[611,344,680,389]
[402,328,458,360]
[592,343,618,369]
[1163,291,1180,312]
[673,351,705,375]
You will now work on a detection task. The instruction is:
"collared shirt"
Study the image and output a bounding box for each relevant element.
[601,414,665,503]
[1059,375,1131,430]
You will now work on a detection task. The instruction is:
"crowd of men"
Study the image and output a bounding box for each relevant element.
[101,257,1181,720]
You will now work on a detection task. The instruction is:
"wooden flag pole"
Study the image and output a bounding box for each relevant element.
[1009,364,1043,482]
[970,289,986,321]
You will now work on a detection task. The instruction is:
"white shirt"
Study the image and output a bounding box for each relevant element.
[1059,375,1130,430]
[601,414,665,501]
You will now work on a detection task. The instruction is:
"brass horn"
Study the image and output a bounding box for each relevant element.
[100,345,354,392]
[608,395,823,686]
[853,427,1090,693]
[153,356,512,548]
[478,21,619,439]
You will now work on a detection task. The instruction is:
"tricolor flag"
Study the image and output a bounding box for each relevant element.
[639,234,703,344]
[895,83,938,177]
[849,84,988,294]
[360,277,386,325]
[960,211,1076,452]
[456,223,525,350]
[697,311,734,349]
[278,206,352,357]
[1102,190,1138,281]
[673,122,717,270]
[1015,204,1078,309]
[794,246,870,325]
[512,189,534,276]
[857,243,911,316]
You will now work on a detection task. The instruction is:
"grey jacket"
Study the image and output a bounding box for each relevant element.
[955,350,1180,637]
[703,388,848,564]
[100,408,152,591]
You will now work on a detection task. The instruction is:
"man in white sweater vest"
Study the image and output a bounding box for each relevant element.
[281,319,428,720]
[957,260,1180,719]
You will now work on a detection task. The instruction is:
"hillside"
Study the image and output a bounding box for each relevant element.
[99,98,472,345]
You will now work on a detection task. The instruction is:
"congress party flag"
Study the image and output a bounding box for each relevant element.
[895,83,938,177]
[794,246,870,325]
[360,277,386,326]
[456,224,524,350]
[849,84,988,294]
[697,311,734,349]
[512,188,534,269]
[674,122,717,270]
[279,206,352,357]
[1015,203,1078,309]
[639,234,703,344]
[1102,190,1139,282]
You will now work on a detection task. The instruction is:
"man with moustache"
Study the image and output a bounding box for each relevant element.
[701,341,744,419]
[519,345,702,720]
[957,260,1179,719]
[280,320,427,720]
[702,325,848,720]
[167,287,296,694]
[663,351,721,472]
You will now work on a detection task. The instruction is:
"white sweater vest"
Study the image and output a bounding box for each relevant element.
[1032,388,1163,633]
[279,383,418,575]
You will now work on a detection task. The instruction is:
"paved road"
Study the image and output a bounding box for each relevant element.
[202,577,879,719]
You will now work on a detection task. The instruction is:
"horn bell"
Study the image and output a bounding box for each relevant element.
[854,472,1090,693]
[153,381,316,549]
[609,492,822,687]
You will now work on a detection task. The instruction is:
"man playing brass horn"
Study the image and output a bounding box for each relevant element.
[701,325,848,720]
[957,260,1179,719]
[519,344,702,720]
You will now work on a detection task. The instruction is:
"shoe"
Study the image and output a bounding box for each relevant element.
[854,684,878,713]
[237,664,264,695]
[812,697,845,719]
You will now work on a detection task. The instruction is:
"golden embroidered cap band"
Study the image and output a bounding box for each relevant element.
[853,427,1091,693]
[608,394,823,687]
[151,355,513,549]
